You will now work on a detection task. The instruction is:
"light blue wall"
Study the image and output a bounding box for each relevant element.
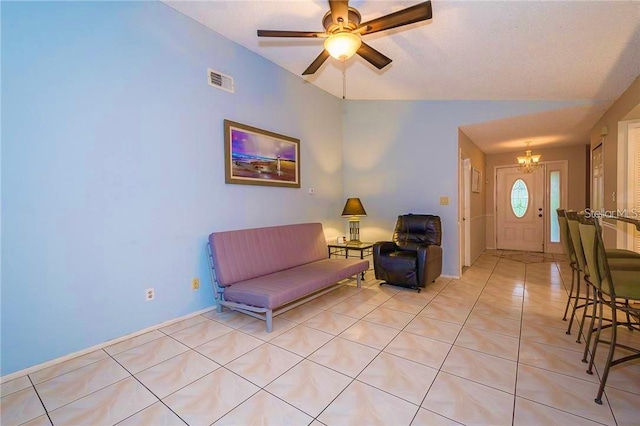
[342,100,589,276]
[1,0,596,376]
[1,1,345,375]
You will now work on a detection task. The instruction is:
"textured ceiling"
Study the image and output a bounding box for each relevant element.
[459,101,614,154]
[164,0,640,153]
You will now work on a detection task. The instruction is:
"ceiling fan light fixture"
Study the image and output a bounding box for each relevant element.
[324,32,361,60]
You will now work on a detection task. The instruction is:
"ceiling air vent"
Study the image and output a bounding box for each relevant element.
[208,68,234,93]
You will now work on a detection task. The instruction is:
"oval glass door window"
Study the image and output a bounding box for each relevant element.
[511,179,529,218]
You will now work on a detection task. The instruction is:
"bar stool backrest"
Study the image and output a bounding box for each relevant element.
[578,215,616,298]
[557,209,577,265]
[566,211,588,275]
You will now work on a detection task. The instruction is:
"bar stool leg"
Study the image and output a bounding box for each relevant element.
[595,307,617,404]
[566,270,581,335]
[623,299,637,331]
[576,279,591,343]
[582,285,598,363]
[587,291,604,374]
[563,264,576,321]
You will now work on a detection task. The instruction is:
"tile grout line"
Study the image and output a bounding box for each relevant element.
[312,294,423,422]
[308,277,452,423]
[25,352,145,420]
[511,260,529,426]
[105,344,191,426]
[101,325,242,425]
[243,278,383,424]
[415,256,502,424]
[25,349,111,388]
[411,259,499,425]
[307,279,407,423]
[205,279,382,424]
[27,374,54,426]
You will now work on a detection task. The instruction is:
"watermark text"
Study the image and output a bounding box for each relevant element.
[583,208,639,219]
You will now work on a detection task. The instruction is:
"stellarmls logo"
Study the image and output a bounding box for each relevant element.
[583,208,639,219]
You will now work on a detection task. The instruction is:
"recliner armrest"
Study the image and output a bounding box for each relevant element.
[373,241,397,257]
[416,244,442,264]
[417,244,443,285]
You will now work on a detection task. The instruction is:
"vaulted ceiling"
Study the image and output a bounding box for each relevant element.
[165,0,640,153]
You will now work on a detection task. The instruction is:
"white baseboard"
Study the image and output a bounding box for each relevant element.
[440,274,460,279]
[1,306,216,383]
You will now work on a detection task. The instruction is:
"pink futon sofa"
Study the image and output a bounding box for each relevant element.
[207,223,369,332]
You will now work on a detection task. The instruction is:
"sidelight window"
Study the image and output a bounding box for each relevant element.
[550,171,561,243]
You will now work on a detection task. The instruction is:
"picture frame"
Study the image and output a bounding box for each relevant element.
[224,120,300,188]
[471,167,481,193]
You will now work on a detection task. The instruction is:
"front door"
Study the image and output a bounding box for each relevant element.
[496,166,545,252]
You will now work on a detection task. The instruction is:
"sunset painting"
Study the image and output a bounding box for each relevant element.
[224,120,300,188]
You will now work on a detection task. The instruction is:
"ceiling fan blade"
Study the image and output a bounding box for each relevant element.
[358,1,432,36]
[356,42,392,70]
[257,30,325,38]
[302,50,331,75]
[329,0,349,25]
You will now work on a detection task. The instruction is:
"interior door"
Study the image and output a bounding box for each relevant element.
[496,166,545,252]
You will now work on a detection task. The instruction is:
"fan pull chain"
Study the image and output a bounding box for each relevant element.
[342,60,346,100]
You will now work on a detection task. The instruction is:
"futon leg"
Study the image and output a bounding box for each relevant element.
[357,274,361,288]
[266,310,273,332]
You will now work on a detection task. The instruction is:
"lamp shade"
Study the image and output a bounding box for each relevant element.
[342,198,367,217]
[324,32,362,60]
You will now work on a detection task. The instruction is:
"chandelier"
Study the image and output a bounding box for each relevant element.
[517,141,542,173]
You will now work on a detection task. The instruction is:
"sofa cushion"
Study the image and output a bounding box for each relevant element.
[209,223,328,287]
[224,258,368,309]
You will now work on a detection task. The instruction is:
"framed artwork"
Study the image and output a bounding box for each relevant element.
[471,167,481,193]
[224,120,300,188]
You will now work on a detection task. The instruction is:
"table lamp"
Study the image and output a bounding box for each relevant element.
[341,198,367,244]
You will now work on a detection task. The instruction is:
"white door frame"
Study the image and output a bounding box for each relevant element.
[464,160,471,266]
[493,161,567,252]
[617,119,640,250]
[458,152,471,274]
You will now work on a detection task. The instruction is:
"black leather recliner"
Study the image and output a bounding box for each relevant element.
[373,214,443,291]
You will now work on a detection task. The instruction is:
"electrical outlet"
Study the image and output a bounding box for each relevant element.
[192,278,200,290]
[146,288,154,301]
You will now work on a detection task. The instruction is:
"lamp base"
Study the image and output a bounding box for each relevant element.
[349,219,360,243]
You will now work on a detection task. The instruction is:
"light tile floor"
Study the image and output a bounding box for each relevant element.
[2,250,639,425]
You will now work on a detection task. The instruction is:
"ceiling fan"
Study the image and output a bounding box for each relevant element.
[257,0,433,75]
